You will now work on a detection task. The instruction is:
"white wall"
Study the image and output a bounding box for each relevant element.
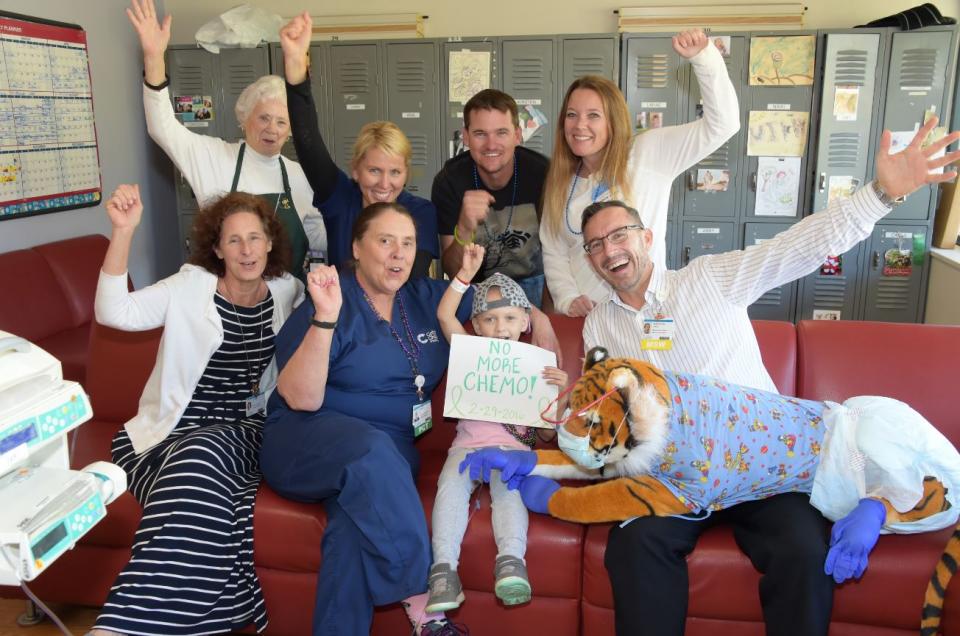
[165,0,960,42]
[0,0,179,287]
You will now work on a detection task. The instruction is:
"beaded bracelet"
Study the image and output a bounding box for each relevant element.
[453,225,476,246]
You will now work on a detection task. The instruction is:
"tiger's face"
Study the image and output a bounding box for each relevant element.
[559,348,672,475]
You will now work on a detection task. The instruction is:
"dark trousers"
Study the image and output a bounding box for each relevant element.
[260,408,430,636]
[604,492,834,636]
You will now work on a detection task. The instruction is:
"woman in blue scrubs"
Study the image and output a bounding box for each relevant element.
[260,200,558,636]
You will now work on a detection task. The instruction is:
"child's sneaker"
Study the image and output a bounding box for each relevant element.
[420,618,469,635]
[425,563,465,613]
[493,554,532,606]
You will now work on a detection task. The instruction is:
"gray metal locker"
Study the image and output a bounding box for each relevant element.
[862,224,930,322]
[502,38,555,157]
[743,222,797,321]
[384,40,440,197]
[880,28,958,221]
[681,34,747,219]
[167,47,218,215]
[621,35,683,130]
[268,42,334,162]
[665,221,677,269]
[744,32,819,220]
[218,47,270,143]
[796,242,864,321]
[561,35,619,88]
[810,32,884,212]
[441,39,499,160]
[680,221,735,266]
[330,43,382,169]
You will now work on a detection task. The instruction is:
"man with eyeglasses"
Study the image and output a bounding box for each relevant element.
[580,118,960,635]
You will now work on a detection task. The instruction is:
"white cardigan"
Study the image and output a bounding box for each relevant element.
[540,44,741,314]
[142,85,327,252]
[94,264,303,454]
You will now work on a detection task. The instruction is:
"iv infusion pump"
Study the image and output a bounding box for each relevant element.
[0,331,125,584]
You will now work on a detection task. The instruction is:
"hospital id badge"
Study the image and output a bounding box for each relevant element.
[640,317,675,351]
[412,399,433,437]
[245,392,267,417]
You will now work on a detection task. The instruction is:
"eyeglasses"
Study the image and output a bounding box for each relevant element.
[582,224,644,255]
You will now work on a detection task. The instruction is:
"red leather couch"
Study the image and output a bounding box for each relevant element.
[12,315,960,636]
[0,234,109,385]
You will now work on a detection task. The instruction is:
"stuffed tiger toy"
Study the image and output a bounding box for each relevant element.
[462,347,960,634]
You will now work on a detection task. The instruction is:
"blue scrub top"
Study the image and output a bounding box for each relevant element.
[270,271,473,440]
[317,170,440,269]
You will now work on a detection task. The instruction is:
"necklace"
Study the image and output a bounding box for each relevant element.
[473,157,519,244]
[218,281,265,396]
[359,285,426,400]
[564,160,609,236]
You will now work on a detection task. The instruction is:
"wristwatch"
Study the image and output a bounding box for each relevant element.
[871,180,907,208]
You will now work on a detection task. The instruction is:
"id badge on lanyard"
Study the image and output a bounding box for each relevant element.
[640,316,675,351]
[245,392,267,417]
[412,399,433,437]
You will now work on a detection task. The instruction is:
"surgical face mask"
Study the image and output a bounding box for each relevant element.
[557,423,605,469]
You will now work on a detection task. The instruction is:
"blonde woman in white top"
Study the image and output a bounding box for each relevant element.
[539,30,740,316]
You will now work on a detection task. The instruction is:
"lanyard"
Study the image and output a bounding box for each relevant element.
[359,286,426,400]
[218,288,266,396]
[473,158,519,243]
[564,160,608,236]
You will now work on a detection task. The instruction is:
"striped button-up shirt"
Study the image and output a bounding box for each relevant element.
[583,185,891,392]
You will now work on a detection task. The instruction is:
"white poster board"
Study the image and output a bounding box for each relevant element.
[443,334,557,429]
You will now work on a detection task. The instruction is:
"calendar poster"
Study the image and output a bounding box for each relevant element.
[0,11,102,221]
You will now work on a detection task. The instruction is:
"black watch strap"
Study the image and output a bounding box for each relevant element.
[310,318,337,330]
[143,73,170,91]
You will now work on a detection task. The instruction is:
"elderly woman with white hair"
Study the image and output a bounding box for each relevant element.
[128,0,325,283]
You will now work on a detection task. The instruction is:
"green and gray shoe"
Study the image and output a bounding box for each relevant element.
[425,562,465,613]
[493,554,532,606]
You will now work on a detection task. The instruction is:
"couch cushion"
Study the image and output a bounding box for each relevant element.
[33,234,109,328]
[83,322,162,423]
[36,324,92,384]
[751,319,797,396]
[0,248,72,341]
[797,320,960,435]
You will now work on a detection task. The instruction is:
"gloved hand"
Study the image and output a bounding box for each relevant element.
[824,497,886,584]
[459,448,537,483]
[518,475,560,514]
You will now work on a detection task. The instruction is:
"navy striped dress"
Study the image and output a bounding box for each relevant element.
[95,292,275,635]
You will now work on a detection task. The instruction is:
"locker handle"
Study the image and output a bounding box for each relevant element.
[872,250,881,269]
[683,246,691,265]
[687,171,696,191]
[751,172,757,192]
[819,173,826,193]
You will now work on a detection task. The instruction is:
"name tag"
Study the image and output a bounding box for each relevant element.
[245,392,267,417]
[641,318,675,351]
[413,399,433,437]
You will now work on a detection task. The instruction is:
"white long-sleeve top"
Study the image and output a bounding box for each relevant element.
[142,85,327,251]
[541,44,740,314]
[583,185,891,392]
[94,264,303,454]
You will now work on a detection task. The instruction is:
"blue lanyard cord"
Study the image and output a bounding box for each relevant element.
[473,157,519,243]
[564,161,608,236]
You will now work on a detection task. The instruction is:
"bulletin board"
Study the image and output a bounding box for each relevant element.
[0,10,102,221]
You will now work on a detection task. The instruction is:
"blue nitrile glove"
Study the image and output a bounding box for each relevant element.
[459,448,537,483]
[518,475,561,514]
[824,498,886,584]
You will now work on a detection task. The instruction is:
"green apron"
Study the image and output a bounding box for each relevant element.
[231,143,309,284]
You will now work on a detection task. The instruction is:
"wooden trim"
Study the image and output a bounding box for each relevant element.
[312,23,419,34]
[620,15,804,27]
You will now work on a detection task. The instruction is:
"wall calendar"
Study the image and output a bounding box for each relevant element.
[0,11,101,221]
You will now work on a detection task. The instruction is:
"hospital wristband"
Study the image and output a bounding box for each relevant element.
[450,277,470,294]
[453,225,475,246]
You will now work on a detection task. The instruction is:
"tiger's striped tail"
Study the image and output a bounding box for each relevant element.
[922,522,960,635]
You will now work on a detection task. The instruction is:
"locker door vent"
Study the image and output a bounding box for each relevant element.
[339,61,372,93]
[225,64,258,97]
[827,132,861,169]
[408,134,428,167]
[834,50,868,85]
[898,49,937,90]
[340,135,357,165]
[634,54,669,89]
[525,134,546,155]
[509,57,546,91]
[177,66,204,94]
[699,142,731,169]
[572,55,606,77]
[812,277,848,308]
[394,59,427,93]
[875,278,911,309]
[754,287,783,307]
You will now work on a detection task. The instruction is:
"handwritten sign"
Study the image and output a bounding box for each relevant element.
[443,334,557,429]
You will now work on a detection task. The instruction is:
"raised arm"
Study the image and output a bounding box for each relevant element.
[127,0,169,87]
[281,12,340,204]
[438,244,484,342]
[276,266,342,411]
